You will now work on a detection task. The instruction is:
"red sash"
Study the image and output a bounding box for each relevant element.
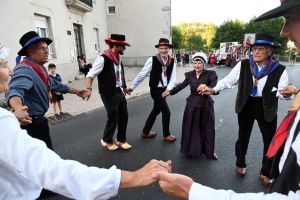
[19,60,52,103]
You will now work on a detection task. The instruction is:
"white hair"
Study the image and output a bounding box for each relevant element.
[0,44,10,62]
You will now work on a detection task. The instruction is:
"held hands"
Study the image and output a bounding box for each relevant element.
[152,172,194,200]
[135,159,172,187]
[83,89,92,101]
[13,106,32,125]
[120,159,172,189]
[123,88,132,96]
[279,82,297,98]
[197,84,215,95]
[162,90,170,98]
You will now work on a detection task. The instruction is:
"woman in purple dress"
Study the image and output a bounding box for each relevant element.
[163,52,218,159]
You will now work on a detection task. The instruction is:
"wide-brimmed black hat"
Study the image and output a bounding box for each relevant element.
[250,34,281,48]
[255,0,300,22]
[105,34,130,46]
[155,38,173,48]
[18,31,52,56]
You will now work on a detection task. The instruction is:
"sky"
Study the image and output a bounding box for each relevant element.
[171,0,281,26]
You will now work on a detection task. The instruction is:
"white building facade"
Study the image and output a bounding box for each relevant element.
[106,0,172,65]
[0,0,171,99]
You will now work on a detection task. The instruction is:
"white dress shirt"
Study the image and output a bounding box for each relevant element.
[87,55,123,88]
[130,56,177,91]
[189,110,300,200]
[0,108,121,200]
[213,61,290,99]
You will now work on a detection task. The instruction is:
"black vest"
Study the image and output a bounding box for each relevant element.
[269,119,300,195]
[149,56,174,89]
[97,55,126,96]
[235,59,285,122]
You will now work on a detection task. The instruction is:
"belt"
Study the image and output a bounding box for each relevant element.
[156,87,167,90]
[30,115,46,123]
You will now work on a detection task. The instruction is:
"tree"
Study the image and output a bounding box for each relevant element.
[177,22,206,48]
[202,23,216,49]
[244,17,288,55]
[172,26,184,49]
[187,34,205,51]
[211,20,245,49]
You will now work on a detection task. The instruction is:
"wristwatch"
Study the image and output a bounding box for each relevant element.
[86,87,92,91]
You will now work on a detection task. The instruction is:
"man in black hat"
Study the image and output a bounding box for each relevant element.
[5,31,87,197]
[199,33,292,187]
[128,38,177,142]
[85,34,132,151]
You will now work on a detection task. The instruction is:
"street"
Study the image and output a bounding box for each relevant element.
[49,63,298,200]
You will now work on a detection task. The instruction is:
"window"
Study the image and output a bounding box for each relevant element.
[106,0,116,15]
[74,24,84,56]
[34,15,56,58]
[108,6,115,14]
[93,28,100,53]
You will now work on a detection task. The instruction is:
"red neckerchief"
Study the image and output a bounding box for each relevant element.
[19,60,52,103]
[266,93,300,158]
[103,48,122,81]
[102,48,120,65]
[156,54,172,77]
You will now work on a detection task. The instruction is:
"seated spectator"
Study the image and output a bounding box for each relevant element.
[81,54,92,69]
[77,56,89,76]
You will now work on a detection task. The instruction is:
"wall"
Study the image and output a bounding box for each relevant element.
[106,0,171,66]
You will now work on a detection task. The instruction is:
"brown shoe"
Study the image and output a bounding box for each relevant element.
[236,167,246,177]
[164,135,177,142]
[140,132,157,138]
[260,174,273,187]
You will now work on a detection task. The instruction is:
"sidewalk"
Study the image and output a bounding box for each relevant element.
[46,64,202,117]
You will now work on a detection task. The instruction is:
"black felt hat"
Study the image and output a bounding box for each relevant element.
[250,34,281,48]
[155,38,173,48]
[105,34,130,46]
[18,31,52,56]
[255,0,300,22]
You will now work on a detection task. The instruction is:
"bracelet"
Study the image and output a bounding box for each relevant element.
[86,87,92,91]
[294,88,300,94]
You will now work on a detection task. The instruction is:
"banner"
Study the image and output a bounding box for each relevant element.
[244,34,256,47]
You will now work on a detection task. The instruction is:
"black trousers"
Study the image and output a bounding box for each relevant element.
[21,116,53,150]
[235,96,276,178]
[79,66,89,76]
[100,88,128,143]
[143,87,171,137]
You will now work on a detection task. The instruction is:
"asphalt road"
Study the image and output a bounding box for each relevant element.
[48,63,298,200]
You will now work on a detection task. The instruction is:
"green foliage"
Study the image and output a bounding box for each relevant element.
[172,17,289,55]
[211,20,244,49]
[175,22,215,48]
[203,23,217,48]
[187,34,205,51]
[243,17,288,55]
[172,26,184,49]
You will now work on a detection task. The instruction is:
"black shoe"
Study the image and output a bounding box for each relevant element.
[54,114,61,120]
[60,112,66,118]
[212,153,218,160]
[38,189,59,199]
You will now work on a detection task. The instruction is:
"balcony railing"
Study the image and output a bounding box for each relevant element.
[79,0,93,7]
[65,0,93,12]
